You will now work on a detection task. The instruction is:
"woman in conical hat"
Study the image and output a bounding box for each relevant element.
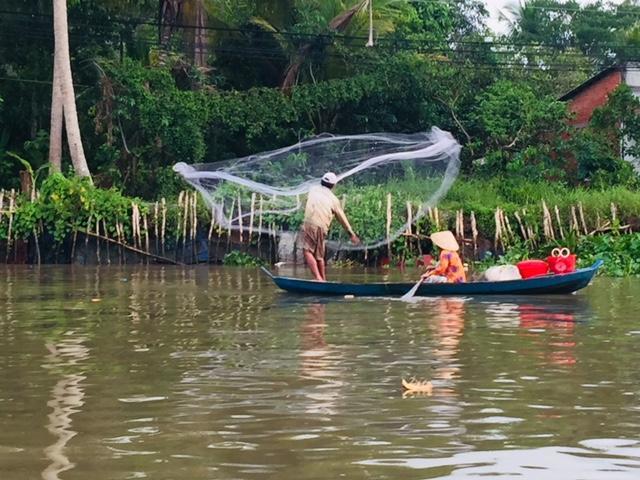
[421,231,466,284]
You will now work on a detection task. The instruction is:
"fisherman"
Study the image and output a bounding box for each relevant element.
[302,172,360,281]
[421,230,466,284]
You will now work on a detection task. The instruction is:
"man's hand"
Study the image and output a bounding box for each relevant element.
[350,233,360,245]
[420,271,431,280]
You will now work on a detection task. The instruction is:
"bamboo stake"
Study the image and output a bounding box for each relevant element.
[33,227,41,265]
[258,195,264,255]
[514,211,527,241]
[611,202,617,230]
[136,204,142,250]
[131,204,137,249]
[82,214,92,262]
[95,217,101,264]
[434,207,440,230]
[570,205,579,233]
[143,213,150,256]
[578,202,588,235]
[269,222,275,261]
[542,201,555,241]
[153,201,159,254]
[176,192,184,261]
[386,193,392,260]
[103,219,111,265]
[192,192,198,242]
[191,192,197,262]
[258,196,264,234]
[404,200,412,258]
[161,198,167,256]
[208,207,216,243]
[494,208,502,251]
[554,205,565,240]
[248,192,256,240]
[227,198,235,250]
[237,193,244,243]
[5,190,14,263]
[470,211,478,257]
[207,206,215,263]
[498,209,509,245]
[181,192,188,260]
[116,221,123,264]
[504,211,514,239]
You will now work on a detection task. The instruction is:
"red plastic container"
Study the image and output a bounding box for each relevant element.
[517,260,549,279]
[546,254,577,274]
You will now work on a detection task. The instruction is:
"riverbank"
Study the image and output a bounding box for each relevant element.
[1,174,639,276]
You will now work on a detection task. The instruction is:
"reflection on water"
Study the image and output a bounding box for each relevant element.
[430,298,465,384]
[299,303,345,416]
[42,334,89,480]
[0,266,639,480]
[358,440,640,479]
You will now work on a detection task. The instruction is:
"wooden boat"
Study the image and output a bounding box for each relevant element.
[261,260,603,297]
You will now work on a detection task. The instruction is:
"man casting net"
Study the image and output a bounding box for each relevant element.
[173,127,461,254]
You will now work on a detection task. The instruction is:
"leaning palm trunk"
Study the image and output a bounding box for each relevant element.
[48,53,63,174]
[281,0,369,90]
[51,0,91,179]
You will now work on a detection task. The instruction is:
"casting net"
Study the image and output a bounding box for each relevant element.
[173,127,461,250]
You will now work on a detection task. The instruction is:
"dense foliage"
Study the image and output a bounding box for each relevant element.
[0,0,639,198]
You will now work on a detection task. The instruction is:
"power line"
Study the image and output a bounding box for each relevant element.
[2,8,640,52]
[0,76,90,88]
[3,18,639,60]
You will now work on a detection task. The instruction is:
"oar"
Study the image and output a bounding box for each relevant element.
[401,277,424,300]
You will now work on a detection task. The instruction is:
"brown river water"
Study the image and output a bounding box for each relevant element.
[1,265,639,480]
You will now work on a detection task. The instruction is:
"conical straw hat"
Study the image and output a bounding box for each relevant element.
[430,230,459,251]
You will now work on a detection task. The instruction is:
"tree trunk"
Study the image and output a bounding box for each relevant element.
[191,0,207,67]
[48,51,63,174]
[52,0,91,179]
[280,0,368,90]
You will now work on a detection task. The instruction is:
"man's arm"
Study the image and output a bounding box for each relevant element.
[334,205,360,244]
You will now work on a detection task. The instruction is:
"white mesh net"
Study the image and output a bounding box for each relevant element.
[173,127,461,251]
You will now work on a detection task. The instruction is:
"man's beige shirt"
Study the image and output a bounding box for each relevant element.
[303,185,349,234]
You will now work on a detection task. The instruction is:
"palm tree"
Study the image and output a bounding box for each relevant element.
[49,0,91,179]
[158,0,407,88]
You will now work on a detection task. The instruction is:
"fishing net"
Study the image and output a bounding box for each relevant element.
[173,127,461,251]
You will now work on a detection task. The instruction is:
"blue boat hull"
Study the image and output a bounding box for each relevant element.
[261,260,603,297]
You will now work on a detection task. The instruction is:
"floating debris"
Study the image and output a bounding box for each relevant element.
[402,378,433,395]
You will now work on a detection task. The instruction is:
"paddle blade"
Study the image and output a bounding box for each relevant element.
[401,279,423,300]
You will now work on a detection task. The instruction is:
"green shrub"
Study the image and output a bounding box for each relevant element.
[223,250,265,267]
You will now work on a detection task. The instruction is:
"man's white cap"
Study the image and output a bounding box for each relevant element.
[321,172,338,185]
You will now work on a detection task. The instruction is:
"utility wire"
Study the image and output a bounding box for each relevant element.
[2,8,640,52]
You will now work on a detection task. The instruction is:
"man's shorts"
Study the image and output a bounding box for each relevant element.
[302,223,325,261]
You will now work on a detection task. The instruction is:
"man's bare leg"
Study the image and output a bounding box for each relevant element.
[317,258,326,281]
[304,251,324,281]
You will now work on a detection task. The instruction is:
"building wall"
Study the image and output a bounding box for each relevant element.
[623,63,640,98]
[623,64,640,172]
[566,69,622,127]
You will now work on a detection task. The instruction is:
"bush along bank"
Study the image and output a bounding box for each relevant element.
[0,174,282,265]
[1,175,640,276]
